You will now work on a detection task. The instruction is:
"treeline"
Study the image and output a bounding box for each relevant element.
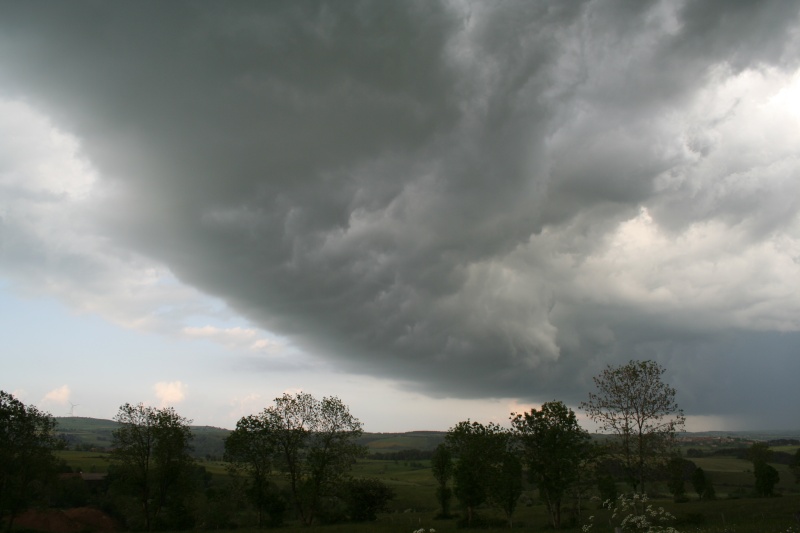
[428,360,691,529]
[0,390,394,532]
[428,361,800,530]
[3,361,800,532]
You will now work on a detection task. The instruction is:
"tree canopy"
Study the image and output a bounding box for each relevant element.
[226,392,366,526]
[581,360,685,492]
[224,413,282,527]
[444,420,519,527]
[511,401,590,529]
[0,391,61,532]
[111,403,195,531]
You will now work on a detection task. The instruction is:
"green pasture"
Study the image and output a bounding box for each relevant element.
[773,445,800,454]
[52,450,800,533]
[689,456,800,497]
[179,494,800,533]
[55,450,111,474]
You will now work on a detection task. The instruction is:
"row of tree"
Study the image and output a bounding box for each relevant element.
[3,360,799,531]
[0,390,387,531]
[108,392,393,530]
[433,360,686,529]
[432,360,800,530]
[432,402,591,529]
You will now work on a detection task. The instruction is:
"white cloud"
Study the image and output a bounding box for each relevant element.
[153,381,187,407]
[42,384,70,405]
[182,325,291,353]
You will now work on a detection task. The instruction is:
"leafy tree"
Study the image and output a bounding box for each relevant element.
[111,403,195,531]
[430,443,454,518]
[256,392,365,525]
[224,413,282,527]
[746,441,773,464]
[790,448,800,484]
[445,421,490,526]
[563,441,605,525]
[0,391,62,532]
[747,442,779,497]
[689,467,716,501]
[511,401,590,529]
[445,420,514,527]
[487,450,523,528]
[753,461,779,497]
[581,360,685,493]
[691,467,708,500]
[666,455,688,502]
[341,478,395,521]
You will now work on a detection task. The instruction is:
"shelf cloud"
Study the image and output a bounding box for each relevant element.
[1,1,799,428]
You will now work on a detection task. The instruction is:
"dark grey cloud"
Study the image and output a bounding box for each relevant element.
[1,1,799,426]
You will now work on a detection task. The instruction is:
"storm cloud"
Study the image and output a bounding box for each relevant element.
[1,1,799,428]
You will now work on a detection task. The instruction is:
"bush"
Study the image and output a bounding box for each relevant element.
[342,478,396,522]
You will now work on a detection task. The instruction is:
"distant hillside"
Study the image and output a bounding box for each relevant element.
[55,417,119,450]
[55,417,230,459]
[356,431,446,454]
[58,417,797,461]
[54,417,446,459]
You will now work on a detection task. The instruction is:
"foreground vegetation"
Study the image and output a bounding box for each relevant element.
[44,432,800,533]
[3,359,800,533]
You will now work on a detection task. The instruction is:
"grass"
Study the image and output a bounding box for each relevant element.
[52,450,800,533]
[55,450,111,474]
[183,494,800,533]
[240,495,800,533]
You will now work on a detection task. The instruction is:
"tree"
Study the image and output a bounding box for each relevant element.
[753,461,779,497]
[581,360,685,493]
[569,442,606,524]
[487,450,523,528]
[430,443,454,518]
[511,401,590,529]
[666,456,689,503]
[224,413,283,527]
[111,403,195,531]
[445,420,517,527]
[747,443,780,497]
[746,441,773,465]
[790,448,800,484]
[0,391,62,532]
[341,478,395,521]
[691,466,716,501]
[251,393,365,525]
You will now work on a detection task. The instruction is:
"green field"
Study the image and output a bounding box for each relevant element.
[51,450,800,533]
[48,421,800,533]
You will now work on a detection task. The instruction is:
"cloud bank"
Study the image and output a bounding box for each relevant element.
[1,1,799,428]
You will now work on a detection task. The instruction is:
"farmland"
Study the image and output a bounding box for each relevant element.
[50,420,800,533]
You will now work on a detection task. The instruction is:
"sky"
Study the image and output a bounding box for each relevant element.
[1,1,799,433]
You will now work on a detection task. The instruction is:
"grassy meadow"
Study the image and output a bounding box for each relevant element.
[53,446,800,533]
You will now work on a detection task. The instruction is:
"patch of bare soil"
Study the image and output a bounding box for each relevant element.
[14,507,118,533]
